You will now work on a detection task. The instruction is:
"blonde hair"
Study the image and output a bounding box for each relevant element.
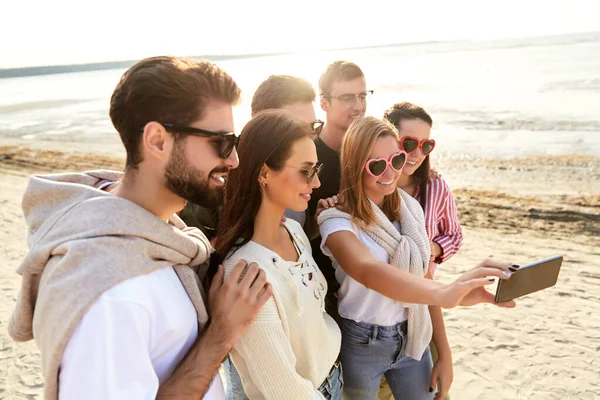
[339,116,401,226]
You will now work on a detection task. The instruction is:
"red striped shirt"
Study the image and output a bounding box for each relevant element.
[412,177,463,276]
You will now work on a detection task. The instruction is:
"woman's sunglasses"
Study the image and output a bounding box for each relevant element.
[157,122,239,159]
[364,151,407,177]
[302,162,324,184]
[399,136,436,156]
[285,162,324,184]
[312,120,324,136]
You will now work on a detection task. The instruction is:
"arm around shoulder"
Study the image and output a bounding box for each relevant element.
[158,253,274,398]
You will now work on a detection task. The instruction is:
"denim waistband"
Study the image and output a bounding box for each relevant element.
[340,317,408,340]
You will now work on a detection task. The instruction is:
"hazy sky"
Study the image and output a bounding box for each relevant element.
[1,0,599,68]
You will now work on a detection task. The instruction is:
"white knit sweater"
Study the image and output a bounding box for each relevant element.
[222,219,341,400]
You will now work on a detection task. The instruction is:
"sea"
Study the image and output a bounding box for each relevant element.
[1,32,599,160]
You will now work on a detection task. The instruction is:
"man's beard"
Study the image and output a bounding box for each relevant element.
[164,140,225,209]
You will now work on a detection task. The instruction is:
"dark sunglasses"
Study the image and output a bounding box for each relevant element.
[312,120,324,136]
[303,162,324,183]
[151,122,239,159]
[285,162,324,184]
[399,136,435,156]
[365,151,407,177]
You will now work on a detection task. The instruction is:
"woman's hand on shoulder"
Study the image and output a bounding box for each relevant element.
[315,195,340,219]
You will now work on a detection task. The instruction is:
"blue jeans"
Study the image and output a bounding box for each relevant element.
[224,355,248,400]
[224,355,342,399]
[339,317,434,400]
[318,362,343,400]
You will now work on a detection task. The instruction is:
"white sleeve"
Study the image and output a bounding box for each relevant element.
[318,218,358,258]
[59,297,158,400]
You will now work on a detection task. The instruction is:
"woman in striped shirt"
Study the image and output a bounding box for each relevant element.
[383,102,463,276]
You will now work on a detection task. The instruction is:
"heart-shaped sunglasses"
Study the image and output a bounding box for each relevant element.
[365,151,408,177]
[399,136,435,156]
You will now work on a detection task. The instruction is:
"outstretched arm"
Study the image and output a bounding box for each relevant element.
[325,230,513,308]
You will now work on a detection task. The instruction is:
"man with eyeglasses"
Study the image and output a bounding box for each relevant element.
[8,56,272,400]
[308,60,372,320]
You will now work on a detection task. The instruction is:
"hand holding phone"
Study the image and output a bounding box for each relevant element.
[495,255,563,303]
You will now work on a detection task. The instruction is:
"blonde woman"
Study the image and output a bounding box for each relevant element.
[317,117,515,400]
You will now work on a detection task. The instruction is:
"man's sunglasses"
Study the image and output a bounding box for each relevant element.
[399,136,436,156]
[365,151,407,177]
[143,122,239,159]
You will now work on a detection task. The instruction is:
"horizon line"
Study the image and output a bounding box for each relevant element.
[1,30,598,78]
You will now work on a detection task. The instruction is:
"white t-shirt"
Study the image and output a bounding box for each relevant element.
[320,217,408,326]
[59,267,224,400]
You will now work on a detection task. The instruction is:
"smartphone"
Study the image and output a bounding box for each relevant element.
[494,255,563,303]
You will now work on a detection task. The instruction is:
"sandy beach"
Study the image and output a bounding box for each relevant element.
[0,144,599,399]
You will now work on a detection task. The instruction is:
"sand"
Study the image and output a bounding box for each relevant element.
[0,145,598,399]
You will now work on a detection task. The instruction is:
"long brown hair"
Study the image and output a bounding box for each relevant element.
[383,102,433,209]
[339,116,401,226]
[213,110,315,265]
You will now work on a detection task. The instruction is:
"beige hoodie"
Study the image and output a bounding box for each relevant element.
[8,170,213,400]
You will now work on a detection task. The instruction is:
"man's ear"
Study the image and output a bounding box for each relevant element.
[320,97,330,112]
[142,121,171,163]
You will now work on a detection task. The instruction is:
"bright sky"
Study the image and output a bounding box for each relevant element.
[1,0,599,69]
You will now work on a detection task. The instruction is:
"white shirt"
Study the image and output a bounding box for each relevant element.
[59,267,224,400]
[320,217,408,326]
